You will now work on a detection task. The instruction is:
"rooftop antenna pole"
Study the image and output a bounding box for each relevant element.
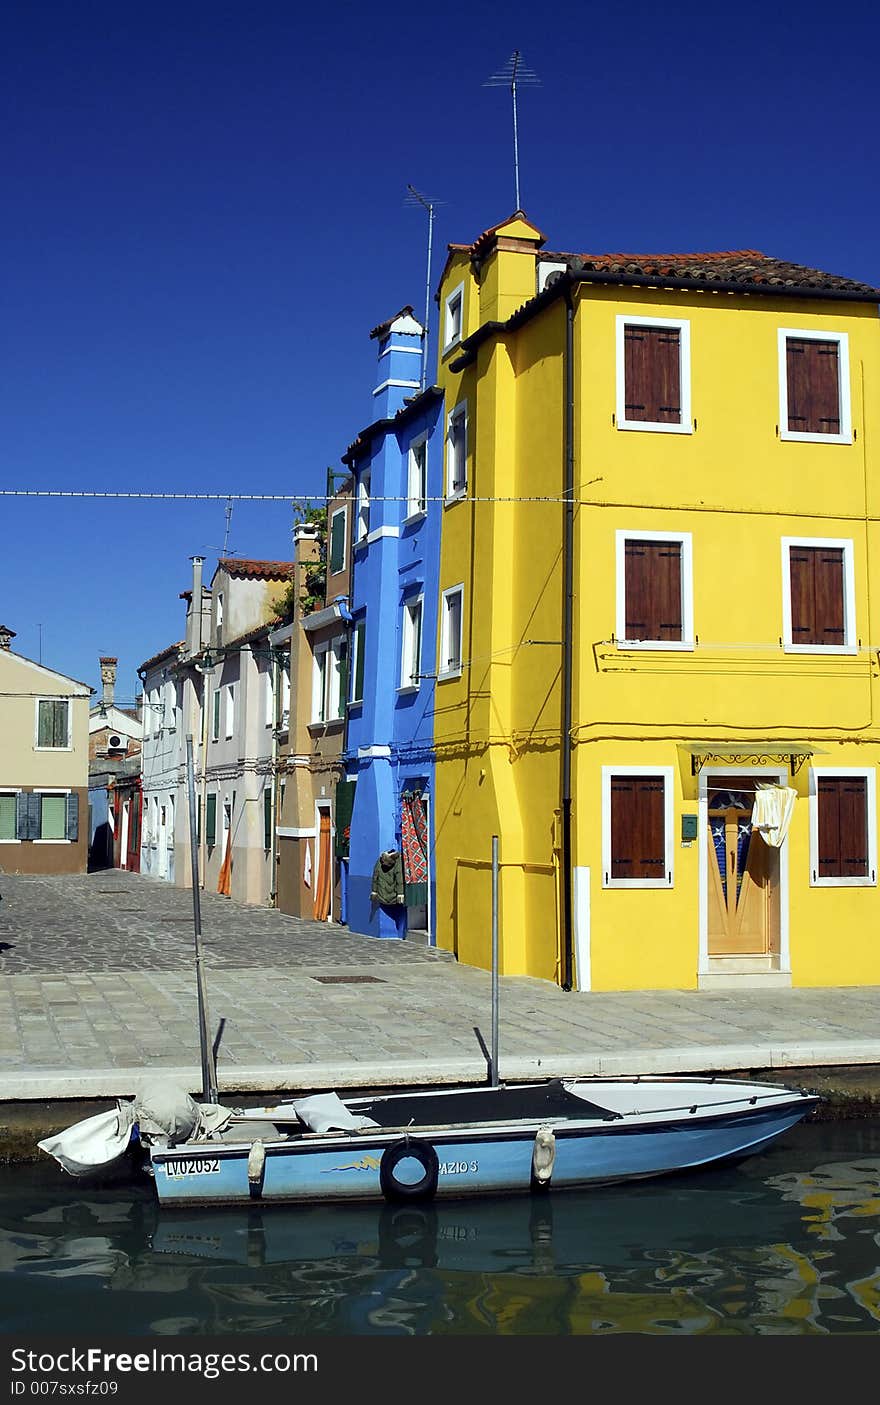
[405,185,446,392]
[484,50,541,211]
[222,498,233,555]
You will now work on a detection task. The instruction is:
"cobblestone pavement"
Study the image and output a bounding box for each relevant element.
[0,869,449,974]
[1,870,880,1102]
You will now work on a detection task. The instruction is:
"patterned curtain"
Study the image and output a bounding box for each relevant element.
[401,791,428,906]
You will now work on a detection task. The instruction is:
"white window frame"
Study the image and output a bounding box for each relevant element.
[602,766,674,889]
[215,591,224,645]
[34,788,72,844]
[224,682,235,738]
[357,472,371,542]
[0,789,20,844]
[615,314,692,435]
[211,686,221,742]
[279,657,291,732]
[311,635,346,724]
[350,617,365,704]
[781,536,856,655]
[329,506,348,575]
[778,328,852,445]
[442,282,464,354]
[615,529,695,650]
[264,661,275,727]
[34,696,72,751]
[400,595,423,691]
[809,767,877,888]
[406,434,428,519]
[439,584,464,680]
[445,403,468,502]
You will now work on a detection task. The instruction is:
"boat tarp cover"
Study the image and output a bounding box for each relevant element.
[358,1080,619,1129]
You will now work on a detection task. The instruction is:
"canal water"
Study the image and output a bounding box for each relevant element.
[1,1119,878,1336]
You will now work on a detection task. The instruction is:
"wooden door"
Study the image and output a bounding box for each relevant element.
[706,777,776,956]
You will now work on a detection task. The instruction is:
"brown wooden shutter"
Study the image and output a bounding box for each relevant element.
[611,775,665,879]
[786,338,840,435]
[625,540,682,640]
[624,326,681,423]
[818,778,868,877]
[789,546,844,646]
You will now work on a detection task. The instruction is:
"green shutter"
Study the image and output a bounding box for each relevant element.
[206,793,217,848]
[37,699,68,747]
[0,795,15,841]
[264,786,272,851]
[329,510,345,574]
[335,779,356,858]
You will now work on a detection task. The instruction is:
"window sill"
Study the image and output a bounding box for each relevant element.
[397,685,419,696]
[438,668,462,682]
[603,878,673,889]
[810,876,876,888]
[0,839,21,845]
[34,838,72,845]
[308,718,345,734]
[402,510,427,526]
[780,430,852,445]
[616,420,692,435]
[444,490,467,506]
[34,745,72,753]
[783,644,857,656]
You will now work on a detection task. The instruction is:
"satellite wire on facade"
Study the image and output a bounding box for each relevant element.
[405,184,446,391]
[484,50,541,211]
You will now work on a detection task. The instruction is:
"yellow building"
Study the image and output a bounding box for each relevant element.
[432,212,880,992]
[0,624,91,873]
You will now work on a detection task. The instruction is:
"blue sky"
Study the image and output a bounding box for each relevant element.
[2,0,879,704]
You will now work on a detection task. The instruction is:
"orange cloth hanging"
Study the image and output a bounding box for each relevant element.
[217,825,232,897]
[313,810,332,920]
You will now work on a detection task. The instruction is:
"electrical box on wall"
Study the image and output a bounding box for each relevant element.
[681,814,698,842]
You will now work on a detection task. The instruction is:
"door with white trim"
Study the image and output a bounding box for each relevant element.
[705,773,779,956]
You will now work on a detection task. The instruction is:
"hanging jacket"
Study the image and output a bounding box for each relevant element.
[370,849,405,905]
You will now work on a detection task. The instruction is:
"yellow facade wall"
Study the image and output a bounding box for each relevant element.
[433,223,880,991]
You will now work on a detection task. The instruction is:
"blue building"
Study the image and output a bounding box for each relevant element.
[341,307,443,940]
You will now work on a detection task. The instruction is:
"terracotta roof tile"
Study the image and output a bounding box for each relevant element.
[542,248,880,296]
[218,558,294,581]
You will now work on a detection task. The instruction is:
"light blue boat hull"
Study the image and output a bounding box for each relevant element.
[150,1099,814,1208]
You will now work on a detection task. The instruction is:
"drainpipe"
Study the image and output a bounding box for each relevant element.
[268,643,280,906]
[560,285,576,991]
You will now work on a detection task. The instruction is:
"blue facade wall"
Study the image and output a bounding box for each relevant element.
[342,318,443,940]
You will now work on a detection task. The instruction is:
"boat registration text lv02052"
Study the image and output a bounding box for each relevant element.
[163,1158,221,1178]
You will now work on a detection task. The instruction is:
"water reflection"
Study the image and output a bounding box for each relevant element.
[1,1122,878,1334]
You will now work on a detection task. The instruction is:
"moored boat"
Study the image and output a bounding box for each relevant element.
[39,1075,819,1208]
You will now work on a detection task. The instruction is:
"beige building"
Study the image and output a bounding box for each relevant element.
[0,625,91,874]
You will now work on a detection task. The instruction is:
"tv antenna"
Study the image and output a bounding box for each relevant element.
[206,497,239,559]
[405,184,446,391]
[484,50,541,211]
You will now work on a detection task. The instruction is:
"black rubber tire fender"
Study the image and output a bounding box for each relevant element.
[379,1137,440,1203]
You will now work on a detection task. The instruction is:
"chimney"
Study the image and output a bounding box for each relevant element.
[0,625,15,651]
[99,656,117,709]
[369,306,424,419]
[190,556,205,654]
